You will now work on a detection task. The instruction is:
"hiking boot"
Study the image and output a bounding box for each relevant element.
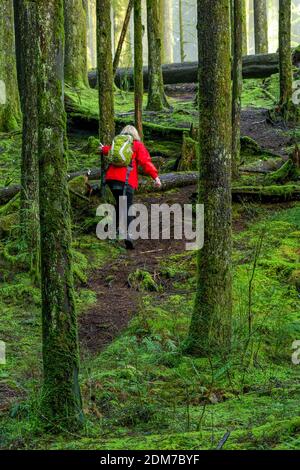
[125,238,134,250]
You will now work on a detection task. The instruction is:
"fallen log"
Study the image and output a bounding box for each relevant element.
[2,170,300,206]
[88,52,300,89]
[0,168,102,205]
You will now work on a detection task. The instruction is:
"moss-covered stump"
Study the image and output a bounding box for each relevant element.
[128,269,160,292]
[177,134,198,171]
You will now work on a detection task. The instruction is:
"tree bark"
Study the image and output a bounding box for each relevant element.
[179,0,185,62]
[146,0,169,110]
[164,0,174,63]
[0,0,21,131]
[242,0,247,55]
[134,0,143,138]
[37,0,83,430]
[254,0,268,54]
[279,0,294,116]
[187,0,232,356]
[113,0,134,76]
[64,0,89,88]
[232,0,243,179]
[113,0,133,69]
[14,0,40,277]
[96,0,115,144]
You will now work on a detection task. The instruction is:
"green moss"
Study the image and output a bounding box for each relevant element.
[128,269,161,292]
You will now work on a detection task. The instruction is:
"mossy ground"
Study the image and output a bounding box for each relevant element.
[0,202,299,450]
[0,77,300,450]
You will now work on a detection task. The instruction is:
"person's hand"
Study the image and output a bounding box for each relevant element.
[99,142,104,153]
[154,176,162,188]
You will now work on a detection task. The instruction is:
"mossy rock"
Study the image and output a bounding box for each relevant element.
[0,212,18,238]
[128,269,160,292]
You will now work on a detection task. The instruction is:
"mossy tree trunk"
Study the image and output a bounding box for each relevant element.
[37,0,83,430]
[0,0,21,132]
[64,0,89,88]
[179,0,185,62]
[232,0,243,179]
[278,0,297,119]
[96,0,115,144]
[254,0,268,54]
[134,0,143,138]
[242,0,247,55]
[146,0,169,111]
[187,0,232,356]
[14,0,40,278]
[96,0,115,194]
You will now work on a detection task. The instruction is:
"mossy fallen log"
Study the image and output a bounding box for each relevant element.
[232,184,300,202]
[88,52,300,89]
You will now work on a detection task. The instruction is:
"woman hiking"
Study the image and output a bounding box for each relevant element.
[101,125,161,249]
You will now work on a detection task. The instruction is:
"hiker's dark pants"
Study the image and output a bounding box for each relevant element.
[107,181,134,238]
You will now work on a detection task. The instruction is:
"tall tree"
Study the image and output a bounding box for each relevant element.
[254,0,268,54]
[179,0,185,62]
[279,0,294,117]
[113,0,133,68]
[96,0,115,144]
[232,0,243,178]
[0,0,21,132]
[113,0,134,76]
[14,0,40,277]
[64,0,89,88]
[187,0,232,355]
[37,0,83,430]
[164,0,174,63]
[134,0,143,138]
[242,0,248,55]
[146,0,169,110]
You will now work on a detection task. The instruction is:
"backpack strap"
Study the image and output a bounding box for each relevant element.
[123,157,134,195]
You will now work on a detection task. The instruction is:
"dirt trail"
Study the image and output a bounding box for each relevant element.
[79,103,295,355]
[79,187,193,354]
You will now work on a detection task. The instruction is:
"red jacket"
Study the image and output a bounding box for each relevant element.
[102,140,158,190]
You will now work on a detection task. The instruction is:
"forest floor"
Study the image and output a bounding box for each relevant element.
[0,75,300,450]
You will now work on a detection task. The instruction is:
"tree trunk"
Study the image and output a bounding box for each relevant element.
[96,0,115,144]
[254,0,268,54]
[187,0,232,356]
[232,0,243,178]
[96,0,115,195]
[64,0,88,88]
[146,0,169,110]
[0,0,21,132]
[134,0,143,138]
[113,0,134,76]
[279,0,294,117]
[242,0,247,55]
[179,0,185,62]
[14,0,40,278]
[37,0,83,430]
[164,0,174,63]
[113,0,133,68]
[87,0,97,69]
